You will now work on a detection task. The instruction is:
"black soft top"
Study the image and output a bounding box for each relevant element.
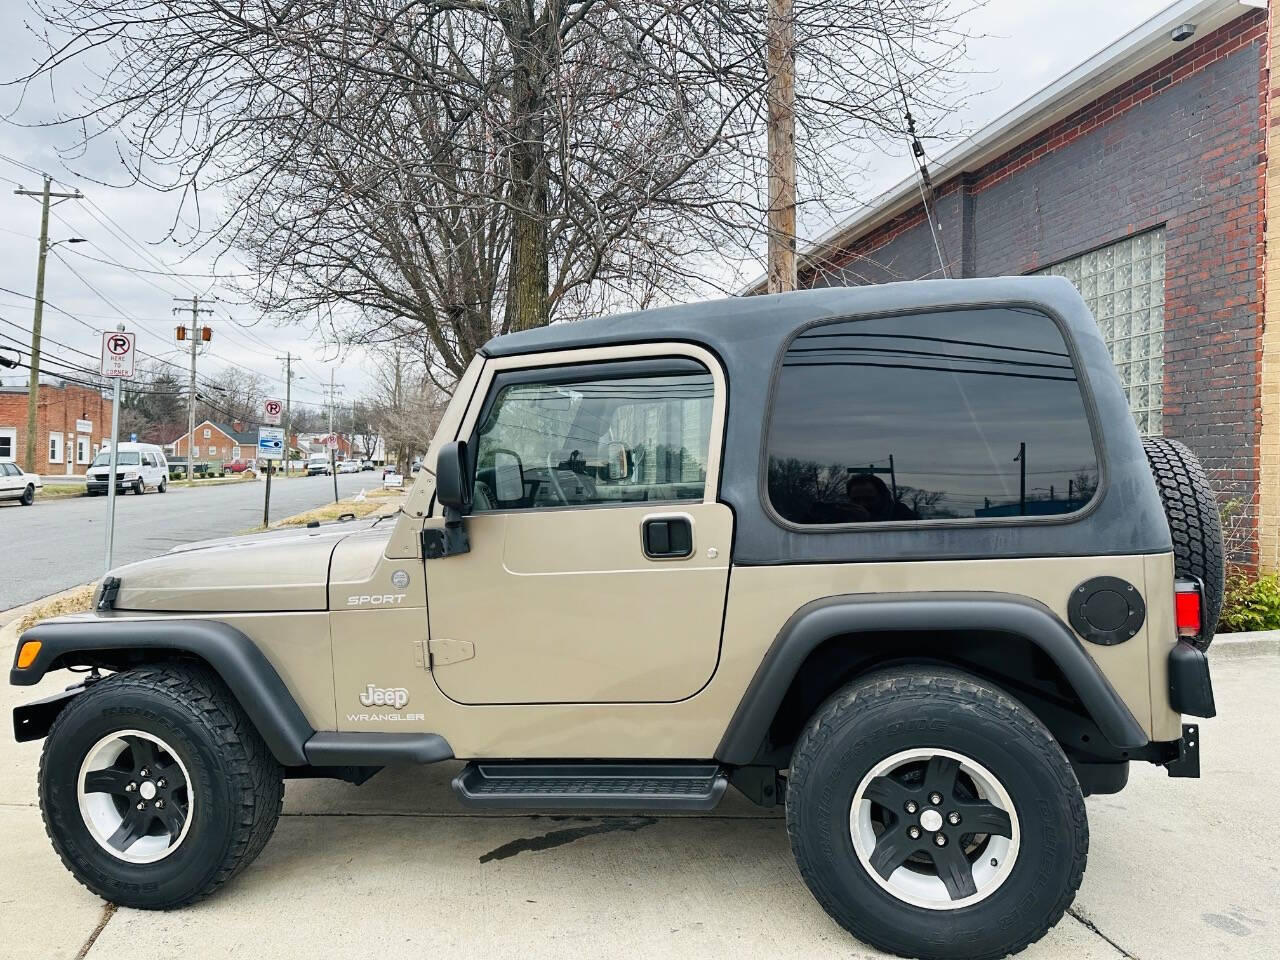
[482,278,1172,564]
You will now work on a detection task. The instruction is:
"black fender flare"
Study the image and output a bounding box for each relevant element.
[714,591,1150,764]
[11,618,314,766]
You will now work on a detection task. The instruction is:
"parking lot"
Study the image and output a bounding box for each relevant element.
[0,620,1274,960]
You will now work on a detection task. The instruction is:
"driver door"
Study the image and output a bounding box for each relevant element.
[426,348,733,704]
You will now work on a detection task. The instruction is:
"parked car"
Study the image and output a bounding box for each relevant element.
[223,459,256,474]
[337,460,361,474]
[361,460,376,471]
[86,443,169,495]
[11,281,1221,960]
[410,457,423,474]
[0,460,43,506]
[306,453,331,476]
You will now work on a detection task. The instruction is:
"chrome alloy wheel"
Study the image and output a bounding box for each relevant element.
[76,729,193,864]
[849,748,1020,910]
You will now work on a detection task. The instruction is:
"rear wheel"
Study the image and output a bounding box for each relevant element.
[786,668,1086,960]
[39,665,283,909]
[158,478,167,493]
[1142,437,1224,632]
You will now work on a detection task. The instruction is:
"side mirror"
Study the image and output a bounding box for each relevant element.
[604,441,631,481]
[435,441,472,513]
[492,449,525,503]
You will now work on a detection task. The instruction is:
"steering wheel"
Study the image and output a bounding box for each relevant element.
[546,451,597,505]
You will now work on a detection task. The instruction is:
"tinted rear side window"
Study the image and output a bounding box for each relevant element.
[766,308,1099,525]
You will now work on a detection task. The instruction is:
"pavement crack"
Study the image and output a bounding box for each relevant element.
[1069,907,1138,960]
[479,816,658,863]
[75,902,116,959]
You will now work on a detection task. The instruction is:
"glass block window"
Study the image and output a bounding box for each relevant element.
[1034,229,1166,435]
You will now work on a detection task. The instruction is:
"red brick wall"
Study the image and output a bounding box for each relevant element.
[172,423,247,463]
[0,382,110,474]
[802,9,1269,565]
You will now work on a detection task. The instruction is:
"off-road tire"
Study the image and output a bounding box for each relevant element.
[1142,436,1224,632]
[786,667,1087,960]
[19,484,34,506]
[39,664,283,909]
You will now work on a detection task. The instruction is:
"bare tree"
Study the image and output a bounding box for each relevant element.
[12,0,976,380]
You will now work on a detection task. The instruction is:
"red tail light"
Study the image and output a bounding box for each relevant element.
[1175,584,1202,639]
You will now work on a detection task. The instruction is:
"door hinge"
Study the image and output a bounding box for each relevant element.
[428,638,475,668]
[411,640,427,670]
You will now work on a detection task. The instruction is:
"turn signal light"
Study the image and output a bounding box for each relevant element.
[16,640,41,669]
[1175,588,1202,639]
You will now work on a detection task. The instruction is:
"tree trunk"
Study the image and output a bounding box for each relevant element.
[504,4,554,332]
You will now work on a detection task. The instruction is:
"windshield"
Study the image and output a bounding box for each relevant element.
[92,451,140,466]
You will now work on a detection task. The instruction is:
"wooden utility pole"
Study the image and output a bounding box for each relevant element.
[13,176,83,472]
[276,352,298,476]
[173,296,213,484]
[766,0,798,294]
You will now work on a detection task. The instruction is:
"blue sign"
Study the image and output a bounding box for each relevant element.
[130,433,137,443]
[257,426,285,461]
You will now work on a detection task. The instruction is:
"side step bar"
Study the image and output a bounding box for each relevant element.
[452,762,728,810]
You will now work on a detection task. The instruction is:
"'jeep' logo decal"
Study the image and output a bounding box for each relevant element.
[359,684,409,709]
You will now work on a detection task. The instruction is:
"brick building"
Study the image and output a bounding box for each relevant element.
[170,420,260,466]
[750,0,1276,568]
[0,379,110,475]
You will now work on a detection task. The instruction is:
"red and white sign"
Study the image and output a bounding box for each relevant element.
[324,433,339,450]
[101,331,136,379]
[263,397,283,426]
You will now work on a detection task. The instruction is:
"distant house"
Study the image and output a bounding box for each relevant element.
[169,420,260,465]
[0,378,111,475]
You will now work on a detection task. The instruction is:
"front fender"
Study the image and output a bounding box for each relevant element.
[11,617,314,765]
[715,591,1150,765]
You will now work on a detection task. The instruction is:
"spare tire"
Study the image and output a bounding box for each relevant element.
[1142,437,1225,633]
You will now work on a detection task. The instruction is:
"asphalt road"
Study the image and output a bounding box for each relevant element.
[0,471,373,610]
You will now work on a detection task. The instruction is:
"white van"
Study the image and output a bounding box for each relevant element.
[86,443,170,496]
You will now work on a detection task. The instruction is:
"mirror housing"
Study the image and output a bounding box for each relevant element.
[435,441,472,512]
[424,441,472,559]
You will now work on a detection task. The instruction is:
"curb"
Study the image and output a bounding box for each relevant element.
[1210,630,1280,659]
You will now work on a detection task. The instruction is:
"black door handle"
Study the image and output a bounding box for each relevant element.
[643,516,693,558]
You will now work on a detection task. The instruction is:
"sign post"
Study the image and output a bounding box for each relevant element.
[101,326,136,572]
[257,425,285,526]
[325,432,339,503]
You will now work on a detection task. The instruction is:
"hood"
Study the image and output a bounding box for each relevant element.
[110,518,388,612]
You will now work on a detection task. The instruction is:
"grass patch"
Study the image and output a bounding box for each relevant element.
[272,492,402,528]
[16,583,96,634]
[37,484,88,500]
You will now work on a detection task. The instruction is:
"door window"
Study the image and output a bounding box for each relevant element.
[766,307,1099,525]
[472,366,714,511]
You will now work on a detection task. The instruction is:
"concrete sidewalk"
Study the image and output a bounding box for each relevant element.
[1,631,1276,959]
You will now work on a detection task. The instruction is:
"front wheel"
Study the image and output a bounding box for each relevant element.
[38,665,283,909]
[19,484,35,505]
[158,478,167,493]
[786,668,1087,960]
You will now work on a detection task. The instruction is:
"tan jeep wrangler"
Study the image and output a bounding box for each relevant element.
[12,278,1221,960]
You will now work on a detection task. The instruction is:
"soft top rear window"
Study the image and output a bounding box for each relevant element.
[765,307,1100,526]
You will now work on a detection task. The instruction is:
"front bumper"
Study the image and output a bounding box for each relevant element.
[86,479,139,493]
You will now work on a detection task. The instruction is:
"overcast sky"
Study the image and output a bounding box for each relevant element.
[0,0,1171,411]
